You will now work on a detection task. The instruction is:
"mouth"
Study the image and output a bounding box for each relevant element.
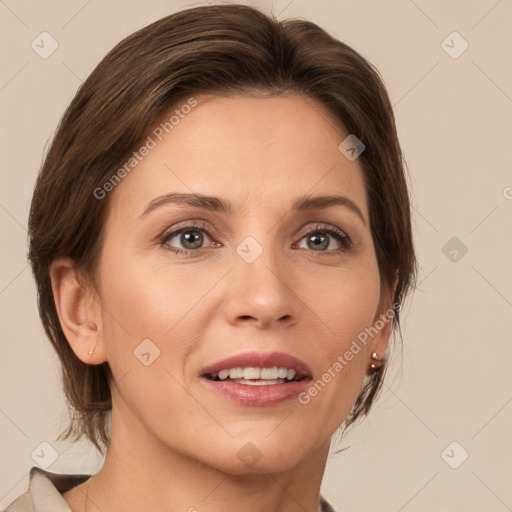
[200,351,312,405]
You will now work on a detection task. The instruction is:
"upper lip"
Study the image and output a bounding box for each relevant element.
[201,351,312,379]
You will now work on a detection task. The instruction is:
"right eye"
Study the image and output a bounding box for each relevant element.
[160,220,221,256]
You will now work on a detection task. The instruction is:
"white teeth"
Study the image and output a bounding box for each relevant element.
[218,369,230,380]
[277,367,288,379]
[228,368,244,379]
[260,367,278,379]
[243,367,261,379]
[236,379,282,386]
[215,366,298,381]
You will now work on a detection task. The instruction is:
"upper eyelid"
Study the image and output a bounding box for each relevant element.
[162,220,212,235]
[301,222,348,236]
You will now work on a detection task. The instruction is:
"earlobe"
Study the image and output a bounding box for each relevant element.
[367,278,399,374]
[49,257,106,364]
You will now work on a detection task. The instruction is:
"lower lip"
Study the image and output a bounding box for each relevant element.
[201,377,311,405]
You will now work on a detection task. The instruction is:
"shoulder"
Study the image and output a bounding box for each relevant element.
[3,490,33,512]
[3,467,91,512]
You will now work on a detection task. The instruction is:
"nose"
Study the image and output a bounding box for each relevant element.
[222,245,300,330]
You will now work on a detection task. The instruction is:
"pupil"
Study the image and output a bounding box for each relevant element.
[182,231,203,249]
[308,233,328,250]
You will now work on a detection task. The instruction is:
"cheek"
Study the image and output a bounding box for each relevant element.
[99,253,209,336]
[302,256,381,342]
[295,259,380,418]
[96,258,207,420]
[96,252,225,383]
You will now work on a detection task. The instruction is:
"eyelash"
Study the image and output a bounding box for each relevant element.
[160,220,352,257]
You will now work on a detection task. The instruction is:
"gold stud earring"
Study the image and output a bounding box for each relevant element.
[369,351,382,372]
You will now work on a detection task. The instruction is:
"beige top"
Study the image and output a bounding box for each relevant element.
[4,466,338,511]
[4,467,89,512]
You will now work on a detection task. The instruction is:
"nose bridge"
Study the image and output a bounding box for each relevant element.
[223,231,298,328]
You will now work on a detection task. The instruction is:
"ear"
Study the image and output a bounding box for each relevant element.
[368,275,399,365]
[49,257,107,364]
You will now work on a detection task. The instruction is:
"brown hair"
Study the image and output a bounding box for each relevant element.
[28,3,417,454]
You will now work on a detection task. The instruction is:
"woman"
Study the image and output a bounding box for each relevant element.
[6,3,416,511]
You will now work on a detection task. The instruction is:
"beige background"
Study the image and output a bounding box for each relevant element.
[1,0,511,510]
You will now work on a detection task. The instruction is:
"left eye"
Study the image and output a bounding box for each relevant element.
[297,228,349,252]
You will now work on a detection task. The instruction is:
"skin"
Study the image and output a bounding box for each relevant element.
[51,94,395,512]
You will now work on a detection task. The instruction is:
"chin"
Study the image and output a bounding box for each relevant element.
[201,435,316,476]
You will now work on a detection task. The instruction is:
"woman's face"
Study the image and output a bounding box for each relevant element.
[92,94,392,473]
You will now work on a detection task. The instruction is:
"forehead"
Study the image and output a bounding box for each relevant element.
[107,94,368,218]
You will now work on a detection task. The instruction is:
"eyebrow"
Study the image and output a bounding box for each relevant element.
[292,194,367,226]
[140,193,231,217]
[140,192,367,226]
